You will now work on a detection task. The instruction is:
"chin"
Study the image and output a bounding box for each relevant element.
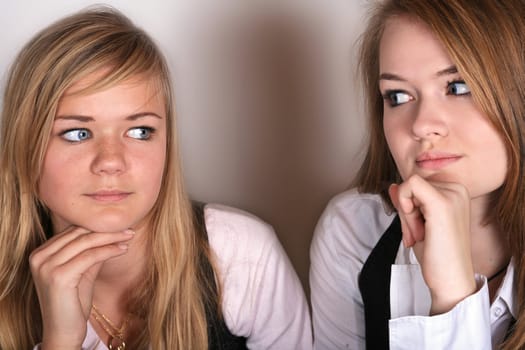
[79,215,141,233]
[51,207,151,234]
[95,221,139,233]
[422,172,462,184]
[86,223,132,233]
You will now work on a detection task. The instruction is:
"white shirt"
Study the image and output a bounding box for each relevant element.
[35,203,312,350]
[310,189,516,350]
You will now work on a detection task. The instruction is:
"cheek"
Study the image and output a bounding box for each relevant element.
[140,146,166,196]
[383,119,402,160]
[383,117,413,180]
[149,156,165,191]
[483,136,508,186]
[39,170,66,217]
[38,143,83,210]
[38,156,63,204]
[469,119,508,184]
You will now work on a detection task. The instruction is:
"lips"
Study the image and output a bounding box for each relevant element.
[84,190,133,202]
[415,152,462,170]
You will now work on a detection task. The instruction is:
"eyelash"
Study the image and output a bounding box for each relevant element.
[446,79,471,96]
[58,126,157,143]
[382,90,412,108]
[128,126,156,141]
[59,128,91,143]
[382,79,471,108]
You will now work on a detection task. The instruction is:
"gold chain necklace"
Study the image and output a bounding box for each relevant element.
[91,304,131,350]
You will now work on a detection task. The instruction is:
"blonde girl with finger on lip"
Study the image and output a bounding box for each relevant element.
[310,1,525,349]
[0,6,312,350]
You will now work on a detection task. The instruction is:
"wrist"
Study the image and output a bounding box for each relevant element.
[41,344,81,350]
[429,276,477,315]
[41,335,83,350]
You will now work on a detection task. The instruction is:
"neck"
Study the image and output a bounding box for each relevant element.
[92,228,148,316]
[469,194,509,279]
[86,225,149,347]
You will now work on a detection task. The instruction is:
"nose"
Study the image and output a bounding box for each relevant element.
[411,98,449,141]
[90,138,127,175]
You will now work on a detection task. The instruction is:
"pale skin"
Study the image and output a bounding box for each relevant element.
[379,17,510,315]
[29,71,167,349]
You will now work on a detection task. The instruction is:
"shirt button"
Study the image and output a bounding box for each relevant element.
[494,308,502,317]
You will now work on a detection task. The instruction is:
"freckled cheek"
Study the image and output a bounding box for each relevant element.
[39,168,67,204]
[38,149,80,203]
[138,149,166,190]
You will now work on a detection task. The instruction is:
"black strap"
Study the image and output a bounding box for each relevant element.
[358,215,402,350]
[192,201,248,350]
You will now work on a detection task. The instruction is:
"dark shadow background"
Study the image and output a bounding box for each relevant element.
[171,2,368,296]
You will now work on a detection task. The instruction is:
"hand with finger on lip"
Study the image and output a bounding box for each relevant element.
[388,174,477,315]
[29,226,134,349]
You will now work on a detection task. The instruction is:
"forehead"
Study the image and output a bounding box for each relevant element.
[379,16,453,75]
[64,68,163,97]
[56,70,166,120]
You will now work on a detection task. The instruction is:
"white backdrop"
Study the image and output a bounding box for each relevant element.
[0,0,368,295]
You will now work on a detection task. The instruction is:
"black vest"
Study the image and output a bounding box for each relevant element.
[358,215,402,350]
[192,202,248,350]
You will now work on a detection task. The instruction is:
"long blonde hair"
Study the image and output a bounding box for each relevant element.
[0,7,215,349]
[354,1,525,348]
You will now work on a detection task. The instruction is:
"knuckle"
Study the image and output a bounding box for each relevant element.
[76,233,94,245]
[28,250,43,270]
[35,261,53,279]
[75,232,107,248]
[47,266,70,287]
[407,174,421,185]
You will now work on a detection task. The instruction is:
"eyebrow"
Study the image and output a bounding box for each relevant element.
[55,112,163,122]
[436,65,458,77]
[379,65,459,81]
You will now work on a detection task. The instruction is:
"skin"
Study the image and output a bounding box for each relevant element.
[379,17,509,314]
[30,71,167,349]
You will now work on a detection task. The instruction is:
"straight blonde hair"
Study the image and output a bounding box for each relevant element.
[354,1,525,348]
[0,7,217,349]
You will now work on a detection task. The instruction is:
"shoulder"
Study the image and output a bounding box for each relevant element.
[309,189,395,348]
[313,189,394,246]
[202,203,284,279]
[309,189,395,346]
[203,203,278,255]
[203,204,312,348]
[311,189,395,266]
[321,188,391,224]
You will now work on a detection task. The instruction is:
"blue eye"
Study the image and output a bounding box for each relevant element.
[61,129,91,142]
[383,90,413,107]
[127,127,155,140]
[447,80,470,96]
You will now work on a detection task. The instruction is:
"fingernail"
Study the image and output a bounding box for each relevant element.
[124,229,135,235]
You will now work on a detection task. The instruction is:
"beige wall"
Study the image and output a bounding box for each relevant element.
[0,0,368,295]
